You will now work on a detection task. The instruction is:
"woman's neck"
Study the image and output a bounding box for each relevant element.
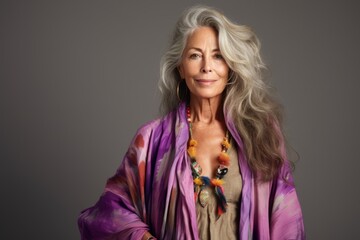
[189,96,224,125]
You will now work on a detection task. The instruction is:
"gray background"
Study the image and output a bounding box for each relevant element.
[1,0,359,239]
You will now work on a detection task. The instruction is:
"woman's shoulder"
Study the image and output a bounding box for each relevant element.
[135,118,162,136]
[134,110,177,139]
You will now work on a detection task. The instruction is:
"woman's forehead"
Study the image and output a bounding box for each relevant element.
[185,27,219,50]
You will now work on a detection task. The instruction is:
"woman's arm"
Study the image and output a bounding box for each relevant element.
[270,164,305,239]
[78,131,155,240]
[269,121,305,239]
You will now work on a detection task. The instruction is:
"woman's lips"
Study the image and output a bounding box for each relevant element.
[195,79,217,85]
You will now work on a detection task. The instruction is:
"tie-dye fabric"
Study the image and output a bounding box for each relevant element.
[78,102,305,240]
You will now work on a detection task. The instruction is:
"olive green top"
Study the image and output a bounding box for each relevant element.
[195,143,242,240]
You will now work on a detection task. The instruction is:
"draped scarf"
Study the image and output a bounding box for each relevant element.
[78,102,305,240]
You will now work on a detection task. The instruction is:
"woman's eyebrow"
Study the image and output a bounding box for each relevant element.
[187,47,220,52]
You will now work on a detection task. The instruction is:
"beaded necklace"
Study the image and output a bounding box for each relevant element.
[186,106,231,216]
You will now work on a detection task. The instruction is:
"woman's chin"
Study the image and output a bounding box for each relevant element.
[190,92,224,102]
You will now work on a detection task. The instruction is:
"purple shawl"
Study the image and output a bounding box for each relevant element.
[78,103,305,239]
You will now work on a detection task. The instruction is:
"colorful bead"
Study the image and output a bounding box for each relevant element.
[194,177,203,186]
[221,138,231,149]
[192,162,202,175]
[218,152,230,166]
[199,189,210,207]
[187,146,196,158]
[188,139,197,147]
[211,178,224,186]
[217,167,228,178]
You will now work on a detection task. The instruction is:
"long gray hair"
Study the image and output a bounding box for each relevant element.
[159,5,285,181]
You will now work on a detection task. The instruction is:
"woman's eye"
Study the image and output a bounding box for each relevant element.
[214,54,223,59]
[190,53,201,59]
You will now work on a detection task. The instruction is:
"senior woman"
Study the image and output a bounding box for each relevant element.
[78,5,305,240]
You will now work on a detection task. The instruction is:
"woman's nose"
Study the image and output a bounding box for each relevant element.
[201,56,212,73]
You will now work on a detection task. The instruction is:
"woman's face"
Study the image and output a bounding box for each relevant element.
[179,26,229,102]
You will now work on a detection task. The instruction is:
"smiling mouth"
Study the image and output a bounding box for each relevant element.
[195,79,216,84]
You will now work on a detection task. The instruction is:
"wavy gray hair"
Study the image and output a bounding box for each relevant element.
[159,5,284,181]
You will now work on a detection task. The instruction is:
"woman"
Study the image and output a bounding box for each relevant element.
[78,5,305,240]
